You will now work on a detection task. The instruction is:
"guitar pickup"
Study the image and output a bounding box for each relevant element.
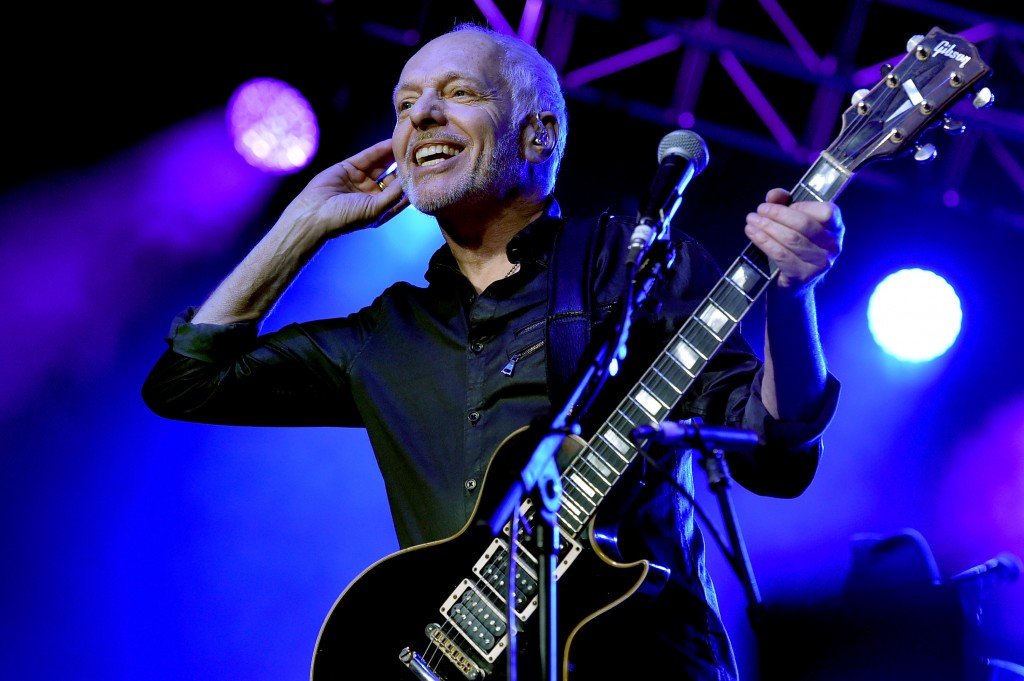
[469,498,585,622]
[473,538,540,617]
[440,581,509,664]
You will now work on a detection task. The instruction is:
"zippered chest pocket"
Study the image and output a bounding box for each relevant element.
[502,317,546,377]
[502,339,545,376]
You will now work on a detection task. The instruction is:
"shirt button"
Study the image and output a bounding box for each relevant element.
[468,410,481,424]
[470,341,484,353]
[465,479,478,491]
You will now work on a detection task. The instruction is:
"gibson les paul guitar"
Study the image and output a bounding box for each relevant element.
[311,26,993,681]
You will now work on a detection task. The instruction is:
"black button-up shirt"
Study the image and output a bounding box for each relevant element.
[143,199,837,548]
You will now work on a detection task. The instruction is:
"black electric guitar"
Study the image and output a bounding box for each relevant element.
[310,27,992,681]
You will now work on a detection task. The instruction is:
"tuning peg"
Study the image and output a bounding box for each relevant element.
[879,63,893,77]
[942,115,966,135]
[914,143,938,163]
[906,34,925,52]
[851,88,870,106]
[973,87,995,109]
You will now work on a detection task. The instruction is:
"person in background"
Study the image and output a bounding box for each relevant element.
[143,21,842,680]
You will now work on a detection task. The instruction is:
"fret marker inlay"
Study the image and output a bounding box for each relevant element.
[602,428,630,456]
[730,263,760,293]
[584,451,614,478]
[635,388,664,418]
[670,339,700,369]
[698,304,730,333]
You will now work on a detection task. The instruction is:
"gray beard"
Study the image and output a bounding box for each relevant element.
[406,128,524,215]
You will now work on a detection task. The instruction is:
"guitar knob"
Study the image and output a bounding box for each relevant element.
[973,87,995,109]
[942,115,966,135]
[851,88,870,105]
[906,34,925,52]
[914,143,938,163]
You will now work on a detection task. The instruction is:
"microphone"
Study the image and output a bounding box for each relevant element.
[627,129,710,266]
[631,421,762,454]
[949,552,1022,587]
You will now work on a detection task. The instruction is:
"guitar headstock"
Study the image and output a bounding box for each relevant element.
[829,26,994,173]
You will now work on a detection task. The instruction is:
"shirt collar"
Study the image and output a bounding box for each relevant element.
[424,197,565,284]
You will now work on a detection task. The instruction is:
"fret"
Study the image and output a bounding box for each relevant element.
[696,299,734,337]
[795,151,850,203]
[741,245,775,278]
[727,256,769,295]
[560,487,597,526]
[709,278,751,319]
[616,400,650,431]
[656,349,695,388]
[594,427,633,469]
[639,368,682,405]
[679,319,719,357]
[667,336,703,374]
[567,457,611,499]
[648,363,683,393]
[579,445,617,481]
[610,404,638,430]
[605,420,637,456]
[629,389,668,422]
[560,468,595,506]
[558,512,584,536]
[556,494,588,534]
[558,490,587,522]
[722,272,754,303]
[564,469,602,505]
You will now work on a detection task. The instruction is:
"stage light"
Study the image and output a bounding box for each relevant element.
[226,77,319,174]
[867,268,962,363]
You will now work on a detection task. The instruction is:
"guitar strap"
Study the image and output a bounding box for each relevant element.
[545,211,608,409]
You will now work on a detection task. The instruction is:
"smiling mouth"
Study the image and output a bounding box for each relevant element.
[415,143,463,167]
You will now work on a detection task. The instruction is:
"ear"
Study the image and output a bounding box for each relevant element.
[523,111,558,164]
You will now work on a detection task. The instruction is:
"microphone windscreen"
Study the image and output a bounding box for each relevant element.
[657,129,710,175]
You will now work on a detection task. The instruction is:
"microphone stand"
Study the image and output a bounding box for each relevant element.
[488,237,676,681]
[696,442,764,627]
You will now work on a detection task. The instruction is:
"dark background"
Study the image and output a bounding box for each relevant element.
[2,1,1022,679]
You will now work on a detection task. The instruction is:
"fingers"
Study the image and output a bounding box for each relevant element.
[764,187,791,206]
[372,161,398,190]
[369,192,411,229]
[340,139,399,195]
[745,190,843,289]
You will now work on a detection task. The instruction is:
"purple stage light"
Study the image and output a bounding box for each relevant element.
[226,77,319,175]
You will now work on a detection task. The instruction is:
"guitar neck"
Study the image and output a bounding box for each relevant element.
[555,150,854,538]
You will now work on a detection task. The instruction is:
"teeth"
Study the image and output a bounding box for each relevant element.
[415,144,461,166]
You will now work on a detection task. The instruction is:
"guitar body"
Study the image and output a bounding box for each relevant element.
[311,427,668,681]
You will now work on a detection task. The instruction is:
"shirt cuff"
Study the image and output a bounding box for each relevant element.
[747,370,842,451]
[164,306,259,362]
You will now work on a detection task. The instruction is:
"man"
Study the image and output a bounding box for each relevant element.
[143,22,842,680]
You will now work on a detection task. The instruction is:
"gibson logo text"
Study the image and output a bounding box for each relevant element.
[934,40,971,68]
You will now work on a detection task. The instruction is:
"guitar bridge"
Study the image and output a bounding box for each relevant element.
[424,622,487,679]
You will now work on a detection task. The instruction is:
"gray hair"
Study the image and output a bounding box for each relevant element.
[450,22,568,194]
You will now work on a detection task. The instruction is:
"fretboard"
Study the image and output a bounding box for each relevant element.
[553,151,853,539]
